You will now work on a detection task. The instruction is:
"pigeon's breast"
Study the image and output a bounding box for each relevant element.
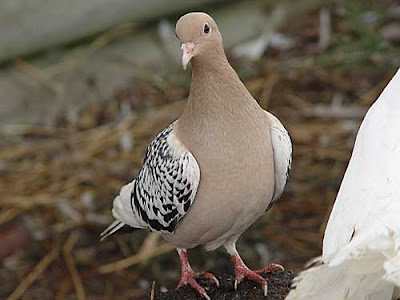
[163,113,274,250]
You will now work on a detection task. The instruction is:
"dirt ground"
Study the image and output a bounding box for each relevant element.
[1,1,400,299]
[154,271,295,300]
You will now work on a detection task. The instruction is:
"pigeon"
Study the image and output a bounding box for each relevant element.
[101,12,292,299]
[286,69,400,300]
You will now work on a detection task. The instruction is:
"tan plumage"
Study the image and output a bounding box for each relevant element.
[101,12,292,299]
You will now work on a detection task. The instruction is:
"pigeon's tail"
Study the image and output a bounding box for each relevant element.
[286,217,400,300]
[100,180,145,241]
[100,220,125,241]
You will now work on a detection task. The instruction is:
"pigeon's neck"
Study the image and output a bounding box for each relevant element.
[190,55,251,100]
[176,55,262,145]
[182,55,257,119]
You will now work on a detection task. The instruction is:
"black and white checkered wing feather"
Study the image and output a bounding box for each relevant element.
[101,122,200,239]
[131,122,200,232]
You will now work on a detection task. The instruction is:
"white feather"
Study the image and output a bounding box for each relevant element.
[266,111,292,204]
[286,69,400,300]
[111,181,147,229]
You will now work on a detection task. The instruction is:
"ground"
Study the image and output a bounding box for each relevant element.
[154,271,295,300]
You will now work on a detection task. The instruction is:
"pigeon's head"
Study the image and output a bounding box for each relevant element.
[175,12,224,70]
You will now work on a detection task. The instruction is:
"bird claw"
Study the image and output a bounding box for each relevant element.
[176,270,218,300]
[196,271,220,287]
[231,255,283,297]
[234,267,269,296]
[262,282,268,296]
[203,292,211,300]
[234,276,268,296]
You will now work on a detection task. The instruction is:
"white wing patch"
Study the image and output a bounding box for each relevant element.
[113,121,200,233]
[265,111,292,208]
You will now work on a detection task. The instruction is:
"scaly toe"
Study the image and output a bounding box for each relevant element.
[176,272,213,299]
[255,263,284,275]
[195,271,220,287]
[234,268,269,296]
[187,277,211,300]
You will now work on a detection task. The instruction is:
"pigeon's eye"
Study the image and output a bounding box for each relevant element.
[203,23,210,34]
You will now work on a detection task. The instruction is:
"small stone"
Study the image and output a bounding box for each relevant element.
[370,53,385,65]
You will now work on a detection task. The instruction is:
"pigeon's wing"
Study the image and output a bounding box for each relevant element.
[132,121,200,232]
[265,111,292,209]
[323,69,400,260]
[103,121,200,237]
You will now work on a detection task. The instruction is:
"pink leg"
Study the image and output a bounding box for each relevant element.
[226,242,284,296]
[175,248,219,300]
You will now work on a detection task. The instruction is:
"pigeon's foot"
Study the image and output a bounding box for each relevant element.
[176,269,219,300]
[231,255,284,296]
[176,248,219,300]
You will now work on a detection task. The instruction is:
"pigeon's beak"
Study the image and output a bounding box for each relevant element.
[181,42,195,70]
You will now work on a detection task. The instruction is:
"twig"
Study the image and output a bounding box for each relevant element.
[303,104,367,119]
[259,74,280,109]
[355,74,394,106]
[0,208,20,225]
[319,7,331,51]
[1,195,56,209]
[46,23,137,77]
[137,233,161,265]
[7,238,61,300]
[98,242,174,274]
[63,233,86,300]
[13,58,63,95]
[150,281,156,300]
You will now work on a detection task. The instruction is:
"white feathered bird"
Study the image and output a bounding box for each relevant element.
[286,69,400,300]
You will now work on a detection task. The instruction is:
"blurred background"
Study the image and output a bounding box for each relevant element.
[1,0,399,299]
